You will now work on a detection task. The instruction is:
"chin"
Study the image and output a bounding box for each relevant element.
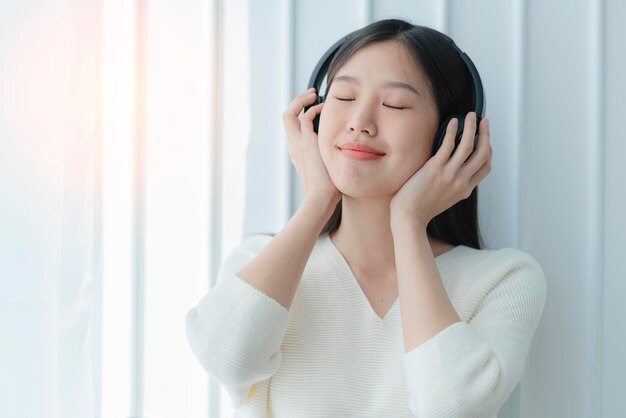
[332,181,393,199]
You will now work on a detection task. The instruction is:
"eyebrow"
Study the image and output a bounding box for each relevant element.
[333,75,421,96]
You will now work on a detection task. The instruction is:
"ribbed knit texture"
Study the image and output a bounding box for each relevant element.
[186,233,547,418]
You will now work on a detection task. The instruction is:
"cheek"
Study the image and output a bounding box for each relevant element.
[318,101,343,131]
[392,137,433,178]
[413,142,434,167]
[317,112,341,156]
[317,137,329,164]
[317,130,335,168]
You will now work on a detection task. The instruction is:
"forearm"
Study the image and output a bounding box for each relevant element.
[236,194,337,310]
[391,217,461,352]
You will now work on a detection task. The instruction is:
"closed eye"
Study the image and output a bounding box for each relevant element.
[334,97,407,110]
[383,104,406,110]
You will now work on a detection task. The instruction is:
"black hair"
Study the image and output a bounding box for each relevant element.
[317,18,484,249]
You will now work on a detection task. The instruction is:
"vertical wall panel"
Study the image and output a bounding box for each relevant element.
[243,0,292,236]
[208,0,223,415]
[451,1,523,252]
[585,0,605,415]
[133,1,147,415]
[603,0,626,416]
[374,0,448,31]
[142,0,212,417]
[219,0,250,262]
[524,0,597,416]
[101,0,136,416]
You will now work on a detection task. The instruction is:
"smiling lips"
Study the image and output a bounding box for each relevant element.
[338,142,385,161]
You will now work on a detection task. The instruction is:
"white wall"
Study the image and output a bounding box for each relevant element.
[238,0,626,417]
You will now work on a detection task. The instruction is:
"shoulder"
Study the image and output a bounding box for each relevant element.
[445,244,543,276]
[459,246,548,322]
[457,245,545,279]
[464,246,547,293]
[216,233,275,283]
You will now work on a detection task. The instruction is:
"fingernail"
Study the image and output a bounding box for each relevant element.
[470,112,476,121]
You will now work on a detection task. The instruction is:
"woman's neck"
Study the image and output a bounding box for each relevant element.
[328,198,452,281]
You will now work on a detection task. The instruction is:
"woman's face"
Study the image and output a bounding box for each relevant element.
[318,40,439,199]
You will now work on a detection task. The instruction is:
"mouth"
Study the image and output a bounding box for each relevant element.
[337,146,385,161]
[337,144,385,156]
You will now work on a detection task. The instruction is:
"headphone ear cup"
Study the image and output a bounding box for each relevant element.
[432,114,481,159]
[312,95,324,134]
[432,114,465,156]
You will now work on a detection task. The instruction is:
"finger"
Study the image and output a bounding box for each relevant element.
[298,91,321,118]
[468,148,492,189]
[458,117,490,179]
[283,91,318,140]
[297,87,317,100]
[435,117,459,162]
[299,102,324,134]
[449,112,477,169]
[288,90,318,117]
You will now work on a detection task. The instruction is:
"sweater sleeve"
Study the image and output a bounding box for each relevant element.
[185,234,290,407]
[402,249,548,418]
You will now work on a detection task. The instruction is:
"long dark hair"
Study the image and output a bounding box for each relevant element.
[317,19,484,249]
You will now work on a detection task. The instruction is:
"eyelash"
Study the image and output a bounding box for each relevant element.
[334,97,406,110]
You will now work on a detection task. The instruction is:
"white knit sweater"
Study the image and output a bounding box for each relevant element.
[186,233,547,418]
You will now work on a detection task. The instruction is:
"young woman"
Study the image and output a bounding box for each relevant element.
[186,19,547,418]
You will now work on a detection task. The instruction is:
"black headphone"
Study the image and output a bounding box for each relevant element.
[304,30,486,157]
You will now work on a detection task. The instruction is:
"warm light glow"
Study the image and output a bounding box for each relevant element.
[1,3,98,196]
[1,0,252,416]
[0,2,100,417]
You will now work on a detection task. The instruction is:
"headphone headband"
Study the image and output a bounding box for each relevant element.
[438,34,486,119]
[306,30,486,121]
[306,35,350,98]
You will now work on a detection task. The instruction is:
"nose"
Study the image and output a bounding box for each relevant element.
[346,103,377,136]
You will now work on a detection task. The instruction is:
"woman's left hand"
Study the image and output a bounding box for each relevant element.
[389,112,492,227]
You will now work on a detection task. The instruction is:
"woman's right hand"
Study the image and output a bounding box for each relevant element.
[282,88,342,206]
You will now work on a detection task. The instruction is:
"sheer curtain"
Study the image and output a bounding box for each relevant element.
[0,1,100,417]
[0,0,253,417]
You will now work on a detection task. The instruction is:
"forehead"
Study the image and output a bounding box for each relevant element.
[335,40,430,93]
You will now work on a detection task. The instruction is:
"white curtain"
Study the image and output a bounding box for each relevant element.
[0,0,245,417]
[0,1,99,417]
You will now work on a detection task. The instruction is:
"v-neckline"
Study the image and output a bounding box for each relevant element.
[324,233,461,323]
